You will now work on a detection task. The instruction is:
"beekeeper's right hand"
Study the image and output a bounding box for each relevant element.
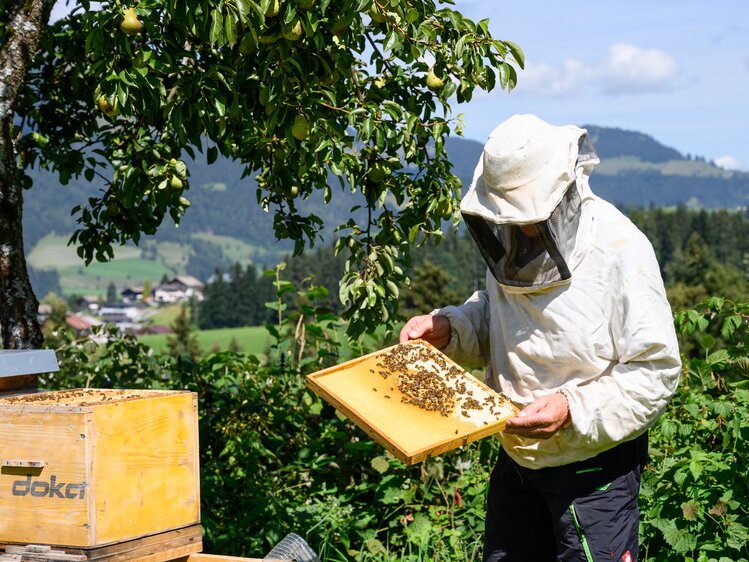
[399,314,451,349]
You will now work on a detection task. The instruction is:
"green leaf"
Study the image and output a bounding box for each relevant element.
[207,146,218,165]
[504,39,525,69]
[370,456,389,474]
[653,518,697,553]
[224,12,238,46]
[210,8,224,44]
[699,335,716,349]
[688,460,703,481]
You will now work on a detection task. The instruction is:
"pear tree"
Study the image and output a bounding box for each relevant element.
[1,0,523,348]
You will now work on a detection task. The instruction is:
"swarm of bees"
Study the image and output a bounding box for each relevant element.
[371,342,512,420]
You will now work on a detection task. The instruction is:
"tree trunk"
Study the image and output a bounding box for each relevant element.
[0,0,53,349]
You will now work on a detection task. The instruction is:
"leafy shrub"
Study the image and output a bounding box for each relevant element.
[46,279,749,560]
[640,297,749,562]
[44,274,499,560]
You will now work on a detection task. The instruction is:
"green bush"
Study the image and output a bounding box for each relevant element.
[45,290,749,560]
[641,297,749,562]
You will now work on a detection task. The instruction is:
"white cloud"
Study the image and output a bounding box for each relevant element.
[714,156,743,171]
[515,60,594,98]
[601,43,681,95]
[514,43,681,98]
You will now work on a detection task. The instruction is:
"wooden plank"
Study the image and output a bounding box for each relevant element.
[0,410,92,546]
[181,552,293,562]
[307,340,518,464]
[0,525,204,562]
[82,525,202,562]
[91,393,200,545]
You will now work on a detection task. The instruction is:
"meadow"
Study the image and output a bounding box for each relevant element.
[138,325,271,354]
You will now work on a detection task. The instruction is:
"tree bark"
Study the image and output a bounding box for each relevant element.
[0,0,53,349]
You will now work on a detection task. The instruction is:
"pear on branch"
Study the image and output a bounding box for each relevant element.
[98,95,119,117]
[291,115,310,140]
[265,0,281,18]
[120,8,143,35]
[426,68,444,91]
[283,18,304,41]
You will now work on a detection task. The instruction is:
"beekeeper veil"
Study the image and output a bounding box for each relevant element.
[460,114,599,291]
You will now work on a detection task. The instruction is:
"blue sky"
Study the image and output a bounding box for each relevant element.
[51,1,748,170]
[452,0,749,171]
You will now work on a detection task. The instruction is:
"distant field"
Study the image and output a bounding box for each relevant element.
[148,303,184,326]
[152,241,191,273]
[138,325,271,354]
[27,234,142,269]
[191,231,286,265]
[58,258,173,297]
[27,234,178,298]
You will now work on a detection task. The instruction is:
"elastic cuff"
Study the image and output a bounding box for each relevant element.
[557,389,573,430]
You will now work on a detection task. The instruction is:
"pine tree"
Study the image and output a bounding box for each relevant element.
[166,306,201,360]
[228,336,243,353]
[106,281,118,303]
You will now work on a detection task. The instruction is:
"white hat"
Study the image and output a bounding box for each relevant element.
[460,114,589,224]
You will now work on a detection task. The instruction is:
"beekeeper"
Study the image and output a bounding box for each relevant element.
[400,114,681,562]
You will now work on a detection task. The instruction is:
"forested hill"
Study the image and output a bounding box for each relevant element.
[24,125,749,258]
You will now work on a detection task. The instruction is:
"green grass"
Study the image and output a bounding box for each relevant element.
[148,303,184,326]
[139,325,271,354]
[190,231,285,265]
[191,232,259,264]
[152,241,191,273]
[27,233,141,269]
[27,233,181,298]
[58,258,173,297]
[60,258,172,281]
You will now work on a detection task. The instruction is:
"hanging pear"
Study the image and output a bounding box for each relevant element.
[426,68,444,91]
[120,8,143,35]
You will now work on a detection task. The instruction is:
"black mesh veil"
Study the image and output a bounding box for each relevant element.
[462,135,594,290]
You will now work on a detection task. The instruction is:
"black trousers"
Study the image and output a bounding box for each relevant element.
[484,434,647,562]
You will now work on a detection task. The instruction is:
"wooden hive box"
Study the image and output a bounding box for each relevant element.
[307,340,519,464]
[0,388,200,548]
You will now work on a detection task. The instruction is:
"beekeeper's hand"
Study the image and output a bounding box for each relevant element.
[504,393,571,439]
[399,314,451,349]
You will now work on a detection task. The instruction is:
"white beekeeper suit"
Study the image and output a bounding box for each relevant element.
[437,114,682,469]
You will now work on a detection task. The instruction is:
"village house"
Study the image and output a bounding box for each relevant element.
[152,275,204,304]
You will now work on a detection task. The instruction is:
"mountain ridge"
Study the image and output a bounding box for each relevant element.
[25,124,749,278]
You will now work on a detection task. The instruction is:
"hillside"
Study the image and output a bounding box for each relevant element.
[23,125,749,297]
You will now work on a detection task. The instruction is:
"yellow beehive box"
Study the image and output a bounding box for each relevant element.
[0,388,200,548]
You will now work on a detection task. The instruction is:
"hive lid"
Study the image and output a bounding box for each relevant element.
[0,349,59,377]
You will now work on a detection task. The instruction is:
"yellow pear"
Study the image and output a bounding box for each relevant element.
[120,8,143,35]
[283,18,304,41]
[265,0,281,18]
[98,95,119,117]
[426,68,444,91]
[291,115,310,141]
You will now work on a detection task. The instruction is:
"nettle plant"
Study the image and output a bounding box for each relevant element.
[14,0,524,343]
[640,297,749,562]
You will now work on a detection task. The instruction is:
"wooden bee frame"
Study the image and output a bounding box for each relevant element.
[307,340,518,464]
